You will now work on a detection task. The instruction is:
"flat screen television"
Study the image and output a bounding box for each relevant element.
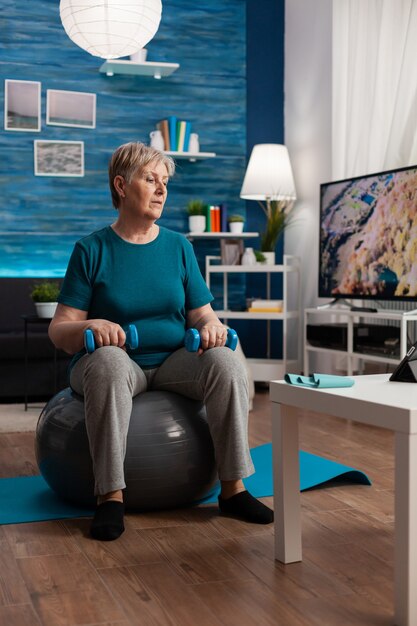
[319,164,417,302]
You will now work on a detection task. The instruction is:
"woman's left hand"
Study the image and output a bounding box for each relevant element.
[198,323,227,353]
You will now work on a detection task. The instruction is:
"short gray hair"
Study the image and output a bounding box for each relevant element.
[108,142,175,208]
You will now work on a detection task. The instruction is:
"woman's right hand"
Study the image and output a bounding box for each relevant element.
[48,304,128,355]
[85,320,127,350]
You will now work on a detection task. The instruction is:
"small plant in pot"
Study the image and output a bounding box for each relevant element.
[30,281,60,318]
[228,214,245,234]
[187,199,206,233]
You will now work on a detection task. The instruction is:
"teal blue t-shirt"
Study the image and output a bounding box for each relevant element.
[58,226,213,368]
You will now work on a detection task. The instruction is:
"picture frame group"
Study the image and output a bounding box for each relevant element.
[4,80,95,177]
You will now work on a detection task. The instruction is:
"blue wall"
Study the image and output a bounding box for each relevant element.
[0,0,246,277]
[235,0,286,358]
[0,0,286,359]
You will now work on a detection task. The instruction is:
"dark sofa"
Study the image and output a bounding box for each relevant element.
[0,279,71,402]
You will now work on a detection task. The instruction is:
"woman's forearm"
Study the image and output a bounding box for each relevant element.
[188,308,223,331]
[48,320,91,354]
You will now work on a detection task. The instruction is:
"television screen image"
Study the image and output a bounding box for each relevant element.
[319,164,417,301]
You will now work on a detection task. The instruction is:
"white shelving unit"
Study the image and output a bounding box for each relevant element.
[99,59,179,79]
[206,254,301,382]
[165,151,216,162]
[304,307,417,376]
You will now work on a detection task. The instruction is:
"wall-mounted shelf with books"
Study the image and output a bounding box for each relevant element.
[187,232,258,239]
[99,59,180,79]
[164,151,216,162]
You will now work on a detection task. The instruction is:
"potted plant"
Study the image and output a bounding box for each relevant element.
[30,281,60,318]
[254,250,267,264]
[259,198,295,264]
[187,199,206,233]
[228,214,245,234]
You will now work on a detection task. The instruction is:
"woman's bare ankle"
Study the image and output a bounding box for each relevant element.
[220,479,245,500]
[97,489,123,505]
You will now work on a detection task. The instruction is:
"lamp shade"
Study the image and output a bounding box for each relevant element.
[240,144,296,201]
[59,0,162,60]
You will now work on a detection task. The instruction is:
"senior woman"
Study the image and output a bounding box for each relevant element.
[49,141,273,541]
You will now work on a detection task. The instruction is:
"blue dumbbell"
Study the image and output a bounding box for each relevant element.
[184,327,238,352]
[84,324,139,354]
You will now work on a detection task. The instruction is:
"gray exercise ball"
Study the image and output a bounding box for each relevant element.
[35,388,218,510]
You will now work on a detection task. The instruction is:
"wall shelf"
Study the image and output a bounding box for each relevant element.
[165,151,216,162]
[99,59,180,79]
[187,232,259,240]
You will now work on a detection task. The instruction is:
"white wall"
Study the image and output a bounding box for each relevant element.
[284,0,333,371]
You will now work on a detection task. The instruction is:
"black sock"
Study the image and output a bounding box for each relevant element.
[90,501,125,541]
[218,490,274,524]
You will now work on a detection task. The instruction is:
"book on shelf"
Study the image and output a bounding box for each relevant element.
[214,206,221,232]
[167,116,177,151]
[156,119,170,150]
[204,204,211,232]
[248,299,283,313]
[209,205,221,232]
[220,203,228,232]
[183,121,191,151]
[177,120,187,152]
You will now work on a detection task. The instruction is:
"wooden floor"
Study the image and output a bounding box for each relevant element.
[0,386,395,626]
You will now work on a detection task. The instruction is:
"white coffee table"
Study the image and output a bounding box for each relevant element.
[270,373,417,626]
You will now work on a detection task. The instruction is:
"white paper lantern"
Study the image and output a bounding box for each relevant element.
[59,0,162,60]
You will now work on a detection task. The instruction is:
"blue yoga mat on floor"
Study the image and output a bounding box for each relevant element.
[0,443,371,525]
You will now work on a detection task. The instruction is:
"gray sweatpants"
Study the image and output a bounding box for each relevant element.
[70,346,255,495]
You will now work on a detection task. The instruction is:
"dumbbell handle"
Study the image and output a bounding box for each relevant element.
[84,324,139,354]
[185,327,238,352]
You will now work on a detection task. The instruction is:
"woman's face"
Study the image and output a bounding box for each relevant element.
[122,160,169,220]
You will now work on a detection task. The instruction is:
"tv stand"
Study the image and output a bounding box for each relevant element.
[304,307,417,376]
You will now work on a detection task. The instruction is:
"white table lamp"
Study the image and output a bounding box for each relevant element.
[240,144,296,202]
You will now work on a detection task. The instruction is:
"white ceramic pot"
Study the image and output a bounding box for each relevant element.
[149,130,164,150]
[189,215,206,233]
[241,247,257,266]
[188,133,200,153]
[35,302,57,319]
[262,251,275,265]
[229,221,244,234]
[130,48,148,63]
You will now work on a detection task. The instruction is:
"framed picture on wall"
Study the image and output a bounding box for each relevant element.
[46,89,96,128]
[34,140,84,177]
[4,79,41,132]
[220,239,244,265]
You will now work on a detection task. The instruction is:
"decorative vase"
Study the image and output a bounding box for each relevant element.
[149,130,164,150]
[262,251,275,265]
[35,302,57,319]
[188,133,200,153]
[229,222,244,234]
[241,247,257,266]
[130,48,148,63]
[189,215,206,233]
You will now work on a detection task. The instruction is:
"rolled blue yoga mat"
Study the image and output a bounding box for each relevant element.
[0,443,370,525]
